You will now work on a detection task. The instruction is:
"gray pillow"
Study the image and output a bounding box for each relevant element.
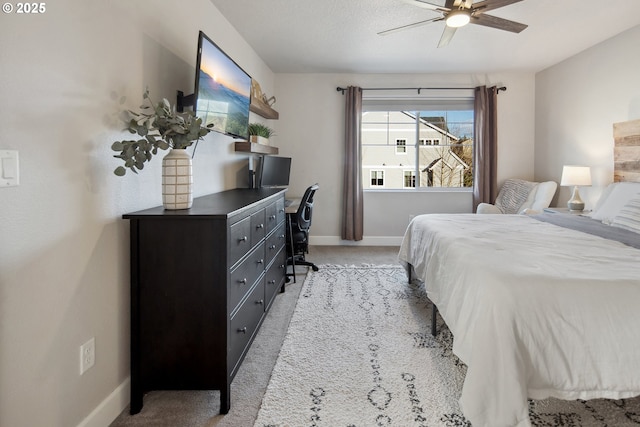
[495,179,537,214]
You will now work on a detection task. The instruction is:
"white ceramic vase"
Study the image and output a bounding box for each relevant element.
[162,148,193,210]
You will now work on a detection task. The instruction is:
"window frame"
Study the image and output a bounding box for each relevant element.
[403,169,416,189]
[370,170,385,188]
[361,96,474,192]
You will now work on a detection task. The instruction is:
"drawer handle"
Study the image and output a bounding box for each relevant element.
[279,264,285,269]
[257,259,264,265]
[278,234,285,239]
[239,236,248,242]
[278,208,285,213]
[256,223,264,229]
[269,215,276,220]
[268,279,276,284]
[257,299,264,305]
[238,278,247,284]
[238,327,247,334]
[269,244,277,250]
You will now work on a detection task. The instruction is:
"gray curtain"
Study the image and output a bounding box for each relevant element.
[472,85,498,212]
[342,86,364,241]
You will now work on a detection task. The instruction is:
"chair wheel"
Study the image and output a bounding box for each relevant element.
[312,265,319,271]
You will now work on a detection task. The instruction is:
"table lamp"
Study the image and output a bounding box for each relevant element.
[560,165,591,211]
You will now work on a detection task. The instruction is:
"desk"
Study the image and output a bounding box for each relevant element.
[284,197,301,282]
[285,198,300,214]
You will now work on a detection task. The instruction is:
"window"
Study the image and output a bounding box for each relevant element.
[361,100,474,190]
[403,170,416,188]
[419,138,441,146]
[370,170,384,187]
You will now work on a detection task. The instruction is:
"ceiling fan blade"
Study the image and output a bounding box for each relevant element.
[437,25,457,48]
[471,0,524,14]
[378,17,443,36]
[401,0,450,12]
[471,13,528,33]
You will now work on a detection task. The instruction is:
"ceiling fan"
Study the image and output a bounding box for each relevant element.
[378,0,528,48]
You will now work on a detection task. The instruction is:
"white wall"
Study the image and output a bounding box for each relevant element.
[274,72,536,244]
[535,25,640,209]
[0,1,274,426]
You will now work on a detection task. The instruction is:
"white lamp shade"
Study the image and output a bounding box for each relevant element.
[560,165,591,187]
[446,10,471,27]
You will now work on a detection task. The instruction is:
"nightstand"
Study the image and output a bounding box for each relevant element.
[543,207,591,215]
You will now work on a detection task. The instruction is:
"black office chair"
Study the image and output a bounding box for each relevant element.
[286,184,319,282]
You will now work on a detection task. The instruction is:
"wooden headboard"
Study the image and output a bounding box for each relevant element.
[613,118,640,182]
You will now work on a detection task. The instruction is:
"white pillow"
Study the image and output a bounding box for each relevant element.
[590,182,640,224]
[611,195,640,233]
[590,182,617,214]
[527,181,558,211]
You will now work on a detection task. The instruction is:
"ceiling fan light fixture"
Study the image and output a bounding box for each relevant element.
[445,10,471,28]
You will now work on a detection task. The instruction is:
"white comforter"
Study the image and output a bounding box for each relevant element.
[398,214,640,427]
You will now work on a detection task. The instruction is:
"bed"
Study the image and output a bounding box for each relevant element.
[398,119,640,427]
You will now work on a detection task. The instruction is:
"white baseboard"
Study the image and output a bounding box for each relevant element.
[77,378,130,427]
[310,236,403,246]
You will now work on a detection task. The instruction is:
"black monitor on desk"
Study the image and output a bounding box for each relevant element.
[258,156,291,188]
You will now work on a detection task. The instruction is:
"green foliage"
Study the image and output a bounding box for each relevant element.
[112,89,213,176]
[248,122,276,138]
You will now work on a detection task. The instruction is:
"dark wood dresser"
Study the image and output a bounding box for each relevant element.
[123,188,287,415]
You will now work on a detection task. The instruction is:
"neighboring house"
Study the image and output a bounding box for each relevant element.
[362,111,472,189]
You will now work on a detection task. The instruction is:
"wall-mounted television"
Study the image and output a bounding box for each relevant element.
[193,31,251,139]
[259,156,291,188]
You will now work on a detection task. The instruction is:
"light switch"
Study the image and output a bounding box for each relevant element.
[3,157,16,178]
[0,150,19,187]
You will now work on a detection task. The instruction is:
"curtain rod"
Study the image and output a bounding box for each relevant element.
[336,86,506,94]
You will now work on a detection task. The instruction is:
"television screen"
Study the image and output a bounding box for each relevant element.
[194,31,251,139]
[259,156,291,188]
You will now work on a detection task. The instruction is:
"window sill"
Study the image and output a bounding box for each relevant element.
[364,187,472,193]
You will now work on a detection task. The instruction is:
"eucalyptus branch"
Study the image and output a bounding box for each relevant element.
[111,89,213,176]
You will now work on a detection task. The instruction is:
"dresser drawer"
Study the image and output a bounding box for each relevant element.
[265,201,278,234]
[265,222,286,266]
[229,281,265,375]
[229,216,252,266]
[250,209,266,247]
[229,243,265,312]
[276,198,286,224]
[265,248,286,310]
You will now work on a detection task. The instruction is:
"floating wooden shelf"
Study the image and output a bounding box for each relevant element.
[250,99,279,120]
[234,141,279,155]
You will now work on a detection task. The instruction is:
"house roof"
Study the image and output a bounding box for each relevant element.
[209,0,640,74]
[401,111,460,141]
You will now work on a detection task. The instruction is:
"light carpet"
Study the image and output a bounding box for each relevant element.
[254,265,640,427]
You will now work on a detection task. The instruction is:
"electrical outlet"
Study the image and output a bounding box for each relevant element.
[80,337,95,375]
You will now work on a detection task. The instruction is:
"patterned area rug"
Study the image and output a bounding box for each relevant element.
[253,265,640,427]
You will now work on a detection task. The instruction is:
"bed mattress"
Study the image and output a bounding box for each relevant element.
[398,213,640,427]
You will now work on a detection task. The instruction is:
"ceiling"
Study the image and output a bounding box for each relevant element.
[209,0,640,74]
